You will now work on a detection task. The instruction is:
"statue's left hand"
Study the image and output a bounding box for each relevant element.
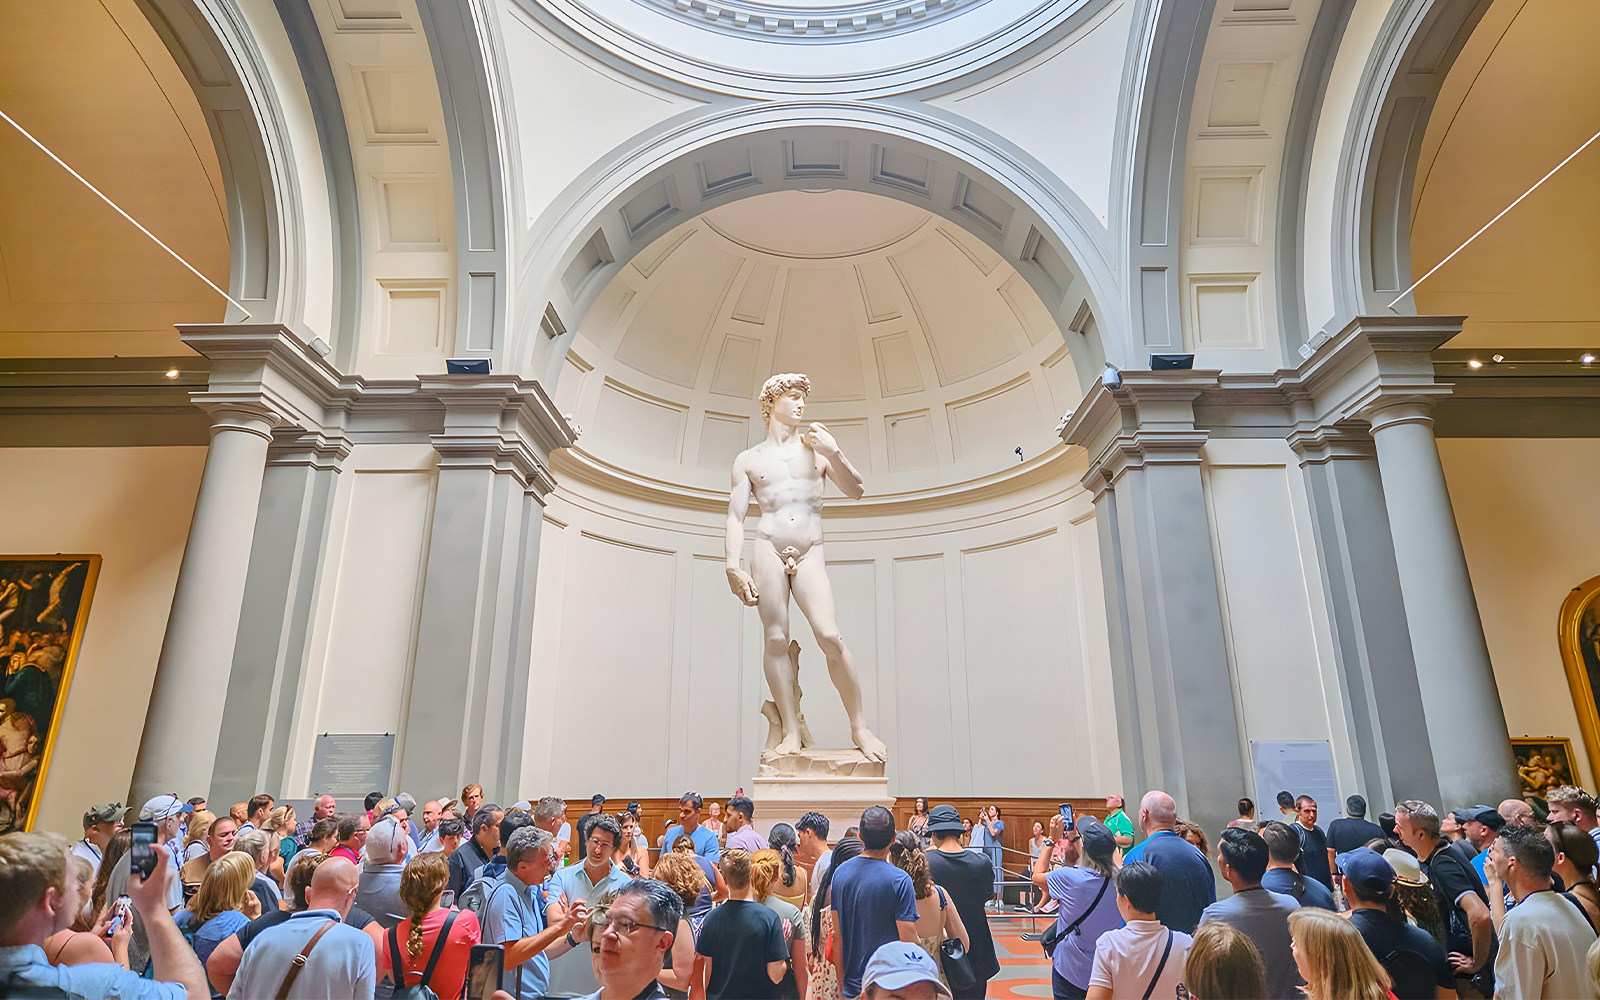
[803,422,839,457]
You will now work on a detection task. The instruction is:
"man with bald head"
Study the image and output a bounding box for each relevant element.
[1498,798,1534,829]
[1119,791,1214,932]
[227,857,376,998]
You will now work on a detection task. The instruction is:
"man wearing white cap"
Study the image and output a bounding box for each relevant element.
[104,794,193,972]
[860,942,951,1000]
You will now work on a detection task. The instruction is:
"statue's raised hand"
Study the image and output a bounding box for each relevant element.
[726,566,760,606]
[803,421,839,457]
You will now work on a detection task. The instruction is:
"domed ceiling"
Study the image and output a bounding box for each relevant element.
[553,189,1079,501]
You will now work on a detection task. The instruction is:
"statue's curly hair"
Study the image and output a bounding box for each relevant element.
[759,373,811,420]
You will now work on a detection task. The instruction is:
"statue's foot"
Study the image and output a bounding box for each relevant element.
[772,731,803,756]
[852,725,888,763]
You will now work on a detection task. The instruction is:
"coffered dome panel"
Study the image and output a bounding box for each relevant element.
[555,190,1078,504]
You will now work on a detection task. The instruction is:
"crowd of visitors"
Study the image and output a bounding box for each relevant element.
[8,782,1600,999]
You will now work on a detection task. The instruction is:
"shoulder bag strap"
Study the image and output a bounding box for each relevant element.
[389,923,405,982]
[1141,930,1174,1000]
[1062,875,1110,936]
[277,919,337,1000]
[418,910,460,987]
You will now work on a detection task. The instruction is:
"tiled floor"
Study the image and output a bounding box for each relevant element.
[982,914,1056,1000]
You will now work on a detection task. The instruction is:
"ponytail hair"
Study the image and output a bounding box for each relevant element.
[768,823,799,888]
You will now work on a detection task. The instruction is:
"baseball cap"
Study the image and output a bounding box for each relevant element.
[395,792,417,813]
[376,796,404,817]
[1077,816,1117,861]
[1450,805,1504,831]
[139,794,194,822]
[83,802,123,827]
[861,942,951,998]
[926,804,964,835]
[1335,847,1395,897]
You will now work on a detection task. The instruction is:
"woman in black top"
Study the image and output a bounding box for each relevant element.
[924,805,999,999]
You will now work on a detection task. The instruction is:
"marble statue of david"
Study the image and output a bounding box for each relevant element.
[725,373,888,763]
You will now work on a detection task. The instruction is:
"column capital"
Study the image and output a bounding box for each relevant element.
[266,428,355,470]
[180,324,346,434]
[1061,372,1218,496]
[1287,423,1376,466]
[419,374,576,498]
[191,401,280,441]
[1294,315,1462,427]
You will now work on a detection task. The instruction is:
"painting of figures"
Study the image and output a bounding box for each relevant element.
[0,556,99,833]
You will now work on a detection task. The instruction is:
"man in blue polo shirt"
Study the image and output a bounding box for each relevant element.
[481,826,591,999]
[1121,790,1214,932]
[661,791,721,861]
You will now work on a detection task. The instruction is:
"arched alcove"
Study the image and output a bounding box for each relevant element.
[513,106,1123,391]
[521,188,1119,800]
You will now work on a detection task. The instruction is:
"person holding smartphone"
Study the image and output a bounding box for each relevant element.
[0,832,208,998]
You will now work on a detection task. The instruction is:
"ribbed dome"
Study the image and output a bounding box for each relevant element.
[553,190,1079,500]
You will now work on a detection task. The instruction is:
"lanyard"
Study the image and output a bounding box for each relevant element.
[79,840,101,862]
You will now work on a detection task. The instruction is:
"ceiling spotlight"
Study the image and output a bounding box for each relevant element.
[1582,353,1596,366]
[1491,354,1505,363]
[164,368,180,379]
[1466,359,1483,370]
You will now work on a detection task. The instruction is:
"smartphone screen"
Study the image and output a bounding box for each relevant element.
[1059,803,1074,831]
[130,822,158,879]
[465,943,504,1000]
[439,889,455,909]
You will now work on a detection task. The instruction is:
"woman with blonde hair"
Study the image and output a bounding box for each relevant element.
[752,848,811,998]
[1288,907,1391,1000]
[183,810,215,863]
[180,852,260,995]
[653,850,709,998]
[372,852,480,999]
[266,803,299,863]
[1183,921,1267,999]
[888,831,969,992]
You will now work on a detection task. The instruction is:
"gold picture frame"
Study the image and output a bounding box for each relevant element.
[1560,575,1600,790]
[1,555,101,833]
[1510,737,1578,813]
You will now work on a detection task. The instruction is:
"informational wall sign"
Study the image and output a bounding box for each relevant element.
[1250,740,1339,809]
[309,733,395,797]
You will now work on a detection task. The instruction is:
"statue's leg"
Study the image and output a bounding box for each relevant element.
[752,541,803,755]
[790,546,887,763]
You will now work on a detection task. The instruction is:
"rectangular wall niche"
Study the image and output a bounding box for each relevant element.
[378,279,449,354]
[1188,274,1262,349]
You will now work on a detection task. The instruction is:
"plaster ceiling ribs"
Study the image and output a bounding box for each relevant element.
[521,0,1115,99]
[556,132,1087,355]
[626,0,978,40]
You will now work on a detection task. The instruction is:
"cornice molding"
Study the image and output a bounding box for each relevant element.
[551,439,1085,517]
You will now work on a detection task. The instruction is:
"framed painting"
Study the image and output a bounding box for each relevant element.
[1510,737,1577,815]
[1560,575,1600,789]
[0,556,100,833]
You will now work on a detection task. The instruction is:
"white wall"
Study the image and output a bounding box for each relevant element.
[1203,439,1355,801]
[281,444,439,794]
[1441,438,1600,789]
[0,446,205,834]
[523,451,1121,799]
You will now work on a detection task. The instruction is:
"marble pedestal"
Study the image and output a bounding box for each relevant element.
[750,747,890,832]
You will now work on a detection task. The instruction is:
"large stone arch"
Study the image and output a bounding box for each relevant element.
[513,101,1126,393]
[1329,0,1491,320]
[131,0,339,334]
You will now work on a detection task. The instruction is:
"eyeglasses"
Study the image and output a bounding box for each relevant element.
[600,915,670,936]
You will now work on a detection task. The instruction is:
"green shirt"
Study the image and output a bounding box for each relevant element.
[1104,809,1135,841]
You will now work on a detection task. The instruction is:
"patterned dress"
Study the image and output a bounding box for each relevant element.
[806,906,842,1000]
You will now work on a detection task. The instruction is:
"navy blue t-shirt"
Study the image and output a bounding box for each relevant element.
[830,856,917,997]
[1262,866,1336,910]
[1124,830,1215,933]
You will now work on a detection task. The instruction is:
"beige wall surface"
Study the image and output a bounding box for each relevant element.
[1441,438,1600,790]
[0,446,204,834]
